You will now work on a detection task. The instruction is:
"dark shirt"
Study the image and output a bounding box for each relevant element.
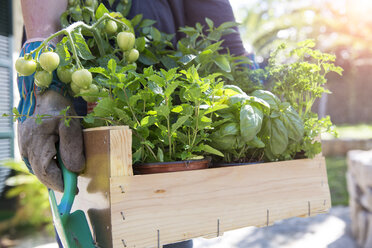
[105,0,246,55]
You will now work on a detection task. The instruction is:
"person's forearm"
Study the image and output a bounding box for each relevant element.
[21,0,67,41]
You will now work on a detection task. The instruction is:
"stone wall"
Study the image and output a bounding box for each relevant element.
[322,139,372,156]
[347,150,372,248]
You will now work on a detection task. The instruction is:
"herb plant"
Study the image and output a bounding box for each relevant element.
[10,1,342,164]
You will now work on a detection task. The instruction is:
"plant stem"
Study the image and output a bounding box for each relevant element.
[190,102,200,148]
[66,31,83,69]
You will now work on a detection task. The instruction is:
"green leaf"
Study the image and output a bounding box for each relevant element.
[251,90,281,110]
[12,107,19,116]
[83,114,95,124]
[140,116,157,127]
[150,27,161,41]
[202,144,224,157]
[223,85,245,94]
[164,81,180,97]
[138,49,158,65]
[135,37,146,52]
[60,12,69,28]
[155,105,170,117]
[88,67,109,78]
[71,30,95,60]
[205,18,214,30]
[171,106,183,113]
[129,94,142,106]
[248,136,265,148]
[133,147,143,164]
[214,56,231,72]
[141,140,155,149]
[139,19,157,28]
[95,3,109,19]
[160,56,178,69]
[93,98,115,117]
[217,21,238,30]
[131,14,143,27]
[229,94,249,105]
[280,106,304,142]
[171,115,189,133]
[270,118,289,155]
[200,116,212,123]
[179,54,196,65]
[204,104,229,115]
[240,104,263,142]
[157,147,164,162]
[208,30,222,41]
[218,122,239,137]
[108,59,117,73]
[55,39,71,67]
[59,106,70,116]
[209,134,239,151]
[148,81,163,95]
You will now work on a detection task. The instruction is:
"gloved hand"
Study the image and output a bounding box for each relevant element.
[17,41,85,192]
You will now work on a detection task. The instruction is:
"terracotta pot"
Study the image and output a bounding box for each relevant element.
[211,162,261,168]
[133,159,210,175]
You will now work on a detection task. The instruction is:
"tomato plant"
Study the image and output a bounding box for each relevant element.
[57,66,75,83]
[72,69,92,89]
[80,84,99,103]
[39,52,60,72]
[15,57,37,76]
[70,82,81,95]
[104,20,118,35]
[126,48,139,63]
[117,31,135,51]
[34,70,52,88]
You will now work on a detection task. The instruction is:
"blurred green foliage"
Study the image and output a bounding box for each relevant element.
[0,160,53,235]
[326,156,349,206]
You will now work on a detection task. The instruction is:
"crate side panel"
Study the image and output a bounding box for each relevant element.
[110,157,331,248]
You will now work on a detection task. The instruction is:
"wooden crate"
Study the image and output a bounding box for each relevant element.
[64,126,331,248]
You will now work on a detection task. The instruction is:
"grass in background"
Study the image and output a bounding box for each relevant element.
[323,124,372,139]
[326,156,349,206]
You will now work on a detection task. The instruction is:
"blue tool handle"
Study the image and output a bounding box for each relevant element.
[56,146,77,216]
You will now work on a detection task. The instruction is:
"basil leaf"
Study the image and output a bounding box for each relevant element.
[252,90,281,110]
[240,104,263,142]
[280,105,304,142]
[270,118,288,155]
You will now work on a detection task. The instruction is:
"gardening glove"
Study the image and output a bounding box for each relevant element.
[16,41,85,192]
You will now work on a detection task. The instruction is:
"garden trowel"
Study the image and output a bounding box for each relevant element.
[48,149,95,248]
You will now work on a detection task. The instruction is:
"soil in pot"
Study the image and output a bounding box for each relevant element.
[133,159,210,175]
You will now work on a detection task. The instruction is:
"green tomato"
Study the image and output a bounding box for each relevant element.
[34,70,53,88]
[117,31,135,51]
[81,84,99,103]
[15,57,37,76]
[70,81,81,95]
[39,52,60,72]
[126,48,139,63]
[72,69,92,89]
[57,66,75,84]
[105,20,118,35]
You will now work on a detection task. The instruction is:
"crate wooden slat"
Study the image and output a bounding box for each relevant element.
[63,126,331,248]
